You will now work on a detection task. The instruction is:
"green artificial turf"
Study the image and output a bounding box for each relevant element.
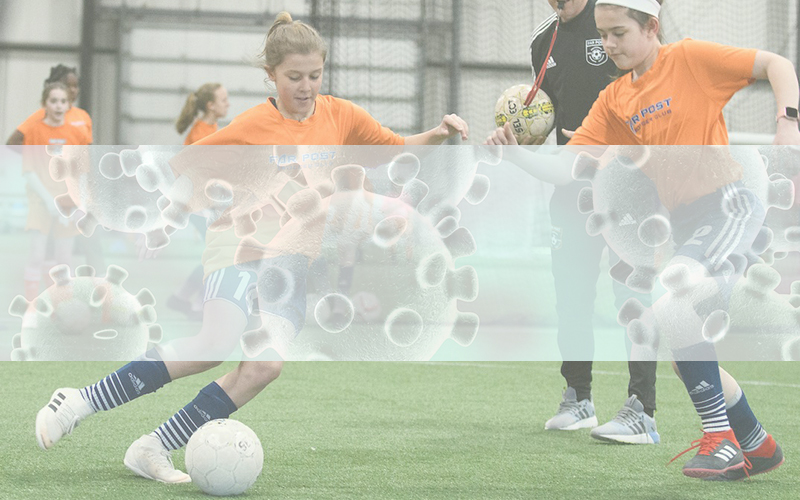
[0,361,796,499]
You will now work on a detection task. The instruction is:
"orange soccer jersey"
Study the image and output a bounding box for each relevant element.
[22,119,92,148]
[21,118,90,237]
[194,94,404,146]
[184,120,218,145]
[568,39,757,209]
[569,39,757,147]
[177,94,405,277]
[22,117,91,194]
[18,106,92,142]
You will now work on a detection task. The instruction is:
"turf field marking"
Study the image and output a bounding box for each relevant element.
[592,369,800,389]
[421,362,510,369]
[420,365,800,389]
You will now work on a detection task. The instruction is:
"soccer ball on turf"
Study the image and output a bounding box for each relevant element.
[494,84,555,144]
[185,419,264,496]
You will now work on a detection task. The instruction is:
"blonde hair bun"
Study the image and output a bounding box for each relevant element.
[261,11,328,69]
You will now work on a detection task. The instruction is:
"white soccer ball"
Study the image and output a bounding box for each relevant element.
[185,419,264,496]
[494,84,555,144]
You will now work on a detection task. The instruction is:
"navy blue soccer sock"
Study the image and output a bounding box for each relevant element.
[727,387,767,452]
[153,381,238,450]
[80,349,171,412]
[674,353,731,433]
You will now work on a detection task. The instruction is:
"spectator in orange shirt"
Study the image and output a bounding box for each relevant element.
[20,82,91,300]
[176,83,230,145]
[7,64,92,146]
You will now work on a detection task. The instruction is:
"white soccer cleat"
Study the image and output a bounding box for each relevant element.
[124,434,192,484]
[35,388,95,450]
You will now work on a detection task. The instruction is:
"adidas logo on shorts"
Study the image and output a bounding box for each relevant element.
[619,213,637,226]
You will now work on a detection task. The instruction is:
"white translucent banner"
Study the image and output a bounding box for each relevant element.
[1,145,798,361]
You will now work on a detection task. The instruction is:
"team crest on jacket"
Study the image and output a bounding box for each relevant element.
[586,39,608,66]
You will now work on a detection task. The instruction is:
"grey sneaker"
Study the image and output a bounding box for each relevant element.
[544,387,598,430]
[591,395,660,444]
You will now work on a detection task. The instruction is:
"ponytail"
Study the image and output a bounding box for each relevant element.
[176,92,199,134]
[176,83,222,134]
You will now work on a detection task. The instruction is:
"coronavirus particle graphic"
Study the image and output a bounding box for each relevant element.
[9,265,162,361]
[135,145,304,238]
[48,146,178,249]
[234,164,480,361]
[617,263,800,361]
[573,146,672,293]
[573,146,793,292]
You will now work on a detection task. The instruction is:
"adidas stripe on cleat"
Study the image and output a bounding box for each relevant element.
[670,429,745,478]
[706,434,785,481]
[35,388,95,450]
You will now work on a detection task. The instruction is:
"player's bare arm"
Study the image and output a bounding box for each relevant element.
[751,50,800,145]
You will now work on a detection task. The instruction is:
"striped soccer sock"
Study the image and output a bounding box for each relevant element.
[675,360,731,433]
[153,381,238,451]
[80,349,171,412]
[727,387,768,452]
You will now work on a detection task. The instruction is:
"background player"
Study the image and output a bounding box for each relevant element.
[176,83,230,146]
[8,64,105,292]
[6,64,92,146]
[166,83,231,321]
[18,82,91,300]
[34,11,470,485]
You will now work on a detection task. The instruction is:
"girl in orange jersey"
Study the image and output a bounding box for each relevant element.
[578,0,792,481]
[33,11,470,485]
[20,82,91,299]
[7,64,92,146]
[569,1,800,146]
[487,0,795,481]
[194,12,466,146]
[176,83,230,145]
[487,0,799,151]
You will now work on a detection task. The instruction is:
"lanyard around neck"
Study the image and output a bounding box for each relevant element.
[525,19,559,106]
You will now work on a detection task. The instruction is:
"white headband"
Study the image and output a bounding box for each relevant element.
[596,0,661,18]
